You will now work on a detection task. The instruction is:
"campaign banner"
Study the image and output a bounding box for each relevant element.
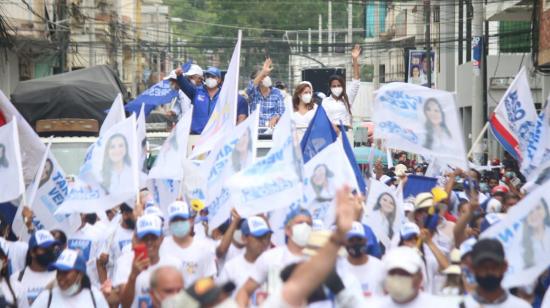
[521,96,550,182]
[303,140,357,227]
[489,67,537,162]
[204,110,259,230]
[100,93,125,136]
[373,82,467,169]
[472,36,483,76]
[0,91,45,183]
[362,180,403,248]
[181,159,207,203]
[56,116,139,214]
[190,32,242,158]
[124,80,178,117]
[148,106,193,180]
[407,50,436,88]
[136,104,148,188]
[481,180,550,288]
[0,118,24,203]
[149,179,180,215]
[228,108,304,218]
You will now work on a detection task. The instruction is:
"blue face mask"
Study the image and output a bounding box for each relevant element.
[170,220,190,238]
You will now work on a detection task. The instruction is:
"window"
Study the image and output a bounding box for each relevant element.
[499,21,531,53]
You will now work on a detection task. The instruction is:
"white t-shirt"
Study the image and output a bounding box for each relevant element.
[106,224,134,278]
[67,224,104,287]
[129,256,181,308]
[291,105,318,142]
[463,293,531,308]
[363,292,448,308]
[9,268,56,306]
[217,253,252,292]
[322,79,360,127]
[159,236,217,286]
[31,286,108,308]
[1,278,29,308]
[0,238,29,275]
[336,256,385,297]
[112,249,133,288]
[541,287,550,308]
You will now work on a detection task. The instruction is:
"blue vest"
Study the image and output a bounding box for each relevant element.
[191,87,219,134]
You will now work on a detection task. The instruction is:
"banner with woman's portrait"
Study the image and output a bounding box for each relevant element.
[0,118,24,203]
[373,82,468,169]
[362,180,404,248]
[481,180,550,288]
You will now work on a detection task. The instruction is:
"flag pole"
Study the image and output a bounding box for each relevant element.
[467,122,489,158]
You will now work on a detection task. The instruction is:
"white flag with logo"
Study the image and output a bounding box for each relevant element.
[149,179,180,215]
[148,106,193,180]
[481,180,550,288]
[228,109,304,217]
[190,32,241,158]
[303,140,357,227]
[521,96,550,183]
[204,110,259,229]
[100,93,125,136]
[56,115,139,214]
[0,118,24,202]
[136,104,149,188]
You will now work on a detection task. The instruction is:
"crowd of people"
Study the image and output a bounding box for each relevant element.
[1,44,549,308]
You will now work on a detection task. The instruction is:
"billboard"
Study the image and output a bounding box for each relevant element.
[407,50,436,88]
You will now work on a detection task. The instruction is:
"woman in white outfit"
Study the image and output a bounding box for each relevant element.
[322,44,362,143]
[290,81,317,142]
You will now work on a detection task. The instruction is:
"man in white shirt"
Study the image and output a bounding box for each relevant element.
[217,216,272,301]
[149,265,184,308]
[159,201,217,286]
[337,221,385,298]
[235,208,312,306]
[463,239,531,308]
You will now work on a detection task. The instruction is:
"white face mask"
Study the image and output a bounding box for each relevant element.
[290,222,312,247]
[205,78,218,89]
[301,93,313,104]
[190,79,197,86]
[384,275,416,303]
[331,87,343,97]
[262,76,272,88]
[60,279,81,297]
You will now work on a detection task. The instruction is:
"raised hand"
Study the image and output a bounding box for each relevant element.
[262,58,273,75]
[351,44,361,60]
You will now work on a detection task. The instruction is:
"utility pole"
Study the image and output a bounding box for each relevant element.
[458,0,464,65]
[373,2,380,89]
[308,28,312,53]
[466,0,472,61]
[440,0,455,91]
[88,0,96,67]
[347,0,353,51]
[424,0,432,88]
[471,0,484,162]
[318,14,322,56]
[328,0,332,55]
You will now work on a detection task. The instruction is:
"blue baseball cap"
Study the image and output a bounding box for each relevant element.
[136,214,163,239]
[284,208,312,226]
[241,216,273,238]
[29,230,59,249]
[49,249,87,273]
[204,67,221,78]
[346,222,367,240]
[167,201,191,222]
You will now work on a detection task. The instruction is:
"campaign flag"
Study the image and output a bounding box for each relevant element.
[300,104,337,164]
[402,175,438,200]
[481,180,550,288]
[124,80,178,117]
[181,159,206,202]
[521,96,550,182]
[13,144,80,239]
[190,32,242,158]
[0,90,45,183]
[100,93,125,136]
[148,106,193,180]
[228,108,304,217]
[203,110,259,229]
[148,179,180,215]
[489,67,537,162]
[373,82,468,169]
[340,122,367,195]
[136,104,148,188]
[0,118,25,203]
[56,115,139,214]
[303,140,357,227]
[362,180,404,248]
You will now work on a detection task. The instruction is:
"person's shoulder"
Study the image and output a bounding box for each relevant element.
[505,294,532,307]
[258,246,286,260]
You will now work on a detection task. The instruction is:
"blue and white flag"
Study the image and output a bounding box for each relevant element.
[481,180,550,288]
[303,140,357,228]
[149,179,180,215]
[300,104,337,164]
[148,106,193,180]
[521,95,550,182]
[136,104,148,188]
[57,115,139,214]
[100,93,125,136]
[124,81,178,117]
[228,108,304,217]
[373,82,468,169]
[190,32,241,158]
[340,122,367,195]
[204,110,259,229]
[0,118,24,203]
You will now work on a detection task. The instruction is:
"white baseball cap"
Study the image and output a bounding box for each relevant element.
[184,64,203,77]
[167,201,191,222]
[136,214,163,239]
[163,70,178,80]
[383,246,423,274]
[399,222,420,241]
[346,221,366,239]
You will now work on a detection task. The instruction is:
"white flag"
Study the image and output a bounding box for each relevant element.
[0,118,24,202]
[228,109,304,217]
[100,93,125,136]
[481,180,550,288]
[303,140,358,228]
[148,106,193,180]
[57,115,139,214]
[190,32,241,158]
[148,179,180,215]
[136,104,148,188]
[204,110,259,229]
[521,96,550,182]
[0,90,45,183]
[373,82,468,169]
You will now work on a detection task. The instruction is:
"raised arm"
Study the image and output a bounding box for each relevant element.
[253,58,273,86]
[175,67,197,100]
[215,209,240,259]
[347,44,362,105]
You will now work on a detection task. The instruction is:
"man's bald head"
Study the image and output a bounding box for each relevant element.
[150,265,184,308]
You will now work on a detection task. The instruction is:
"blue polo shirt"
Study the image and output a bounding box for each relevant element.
[177,75,220,134]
